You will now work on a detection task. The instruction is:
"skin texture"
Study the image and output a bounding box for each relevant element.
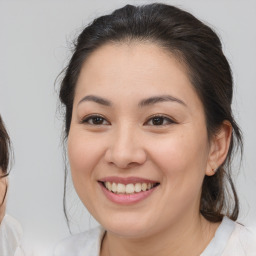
[0,170,7,224]
[68,43,232,256]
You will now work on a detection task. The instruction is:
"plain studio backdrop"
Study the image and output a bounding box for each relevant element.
[0,0,256,254]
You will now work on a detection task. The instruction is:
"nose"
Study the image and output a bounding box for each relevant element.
[104,125,147,169]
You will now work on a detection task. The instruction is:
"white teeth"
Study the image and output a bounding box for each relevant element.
[141,183,147,191]
[117,183,126,193]
[106,181,112,191]
[111,182,117,193]
[134,183,142,192]
[126,184,135,194]
[104,181,157,194]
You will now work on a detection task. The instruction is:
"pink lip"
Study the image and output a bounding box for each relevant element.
[98,178,159,205]
[99,176,159,185]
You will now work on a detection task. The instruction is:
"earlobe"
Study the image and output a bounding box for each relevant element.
[206,121,232,176]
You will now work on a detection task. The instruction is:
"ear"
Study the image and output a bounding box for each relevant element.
[206,121,232,176]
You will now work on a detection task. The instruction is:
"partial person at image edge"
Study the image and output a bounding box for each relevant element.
[0,116,24,256]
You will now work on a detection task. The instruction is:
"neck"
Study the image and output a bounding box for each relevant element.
[101,213,220,256]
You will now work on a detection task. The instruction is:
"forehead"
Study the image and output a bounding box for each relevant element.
[74,42,201,109]
[78,42,188,84]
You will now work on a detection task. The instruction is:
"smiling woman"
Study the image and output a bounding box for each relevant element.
[54,3,255,256]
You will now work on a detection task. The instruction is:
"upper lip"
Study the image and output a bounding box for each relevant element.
[98,176,159,185]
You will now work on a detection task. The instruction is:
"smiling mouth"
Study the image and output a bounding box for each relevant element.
[101,181,160,194]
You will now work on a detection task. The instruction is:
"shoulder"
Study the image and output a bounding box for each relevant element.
[54,226,105,256]
[1,214,23,233]
[0,214,23,256]
[202,217,256,256]
[223,218,256,256]
[0,214,23,241]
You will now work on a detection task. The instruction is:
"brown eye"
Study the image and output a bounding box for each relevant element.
[145,115,175,126]
[92,116,104,125]
[152,117,164,125]
[82,115,110,125]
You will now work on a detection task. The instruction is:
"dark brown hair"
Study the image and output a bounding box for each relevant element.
[0,116,11,207]
[59,3,242,223]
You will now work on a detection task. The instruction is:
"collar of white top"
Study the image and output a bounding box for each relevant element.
[200,216,236,256]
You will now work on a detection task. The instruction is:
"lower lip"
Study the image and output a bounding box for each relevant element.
[99,183,158,205]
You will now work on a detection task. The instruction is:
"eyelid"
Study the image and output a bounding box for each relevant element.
[80,113,176,126]
[144,114,177,126]
[80,114,110,125]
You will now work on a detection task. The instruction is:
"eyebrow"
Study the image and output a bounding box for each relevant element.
[138,95,187,107]
[78,95,112,106]
[78,94,186,107]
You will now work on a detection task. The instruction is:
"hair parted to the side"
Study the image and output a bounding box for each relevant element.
[59,3,242,225]
[0,115,11,207]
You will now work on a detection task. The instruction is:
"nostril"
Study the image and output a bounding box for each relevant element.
[104,146,147,169]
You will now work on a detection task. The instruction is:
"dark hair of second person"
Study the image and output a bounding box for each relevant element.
[0,116,11,214]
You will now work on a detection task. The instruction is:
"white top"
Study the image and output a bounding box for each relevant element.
[0,214,24,256]
[54,217,256,256]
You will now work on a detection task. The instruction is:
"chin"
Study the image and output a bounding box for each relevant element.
[99,216,156,238]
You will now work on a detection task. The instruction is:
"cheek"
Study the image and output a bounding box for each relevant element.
[67,130,107,213]
[0,178,7,222]
[146,131,209,218]
[67,129,106,198]
[68,130,102,174]
[148,129,209,189]
[0,178,6,200]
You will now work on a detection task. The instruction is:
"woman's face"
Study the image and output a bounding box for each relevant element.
[68,43,215,238]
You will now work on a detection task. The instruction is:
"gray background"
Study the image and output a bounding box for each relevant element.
[0,0,255,254]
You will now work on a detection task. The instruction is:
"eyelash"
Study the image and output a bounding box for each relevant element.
[144,115,176,126]
[81,114,176,126]
[81,115,110,125]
